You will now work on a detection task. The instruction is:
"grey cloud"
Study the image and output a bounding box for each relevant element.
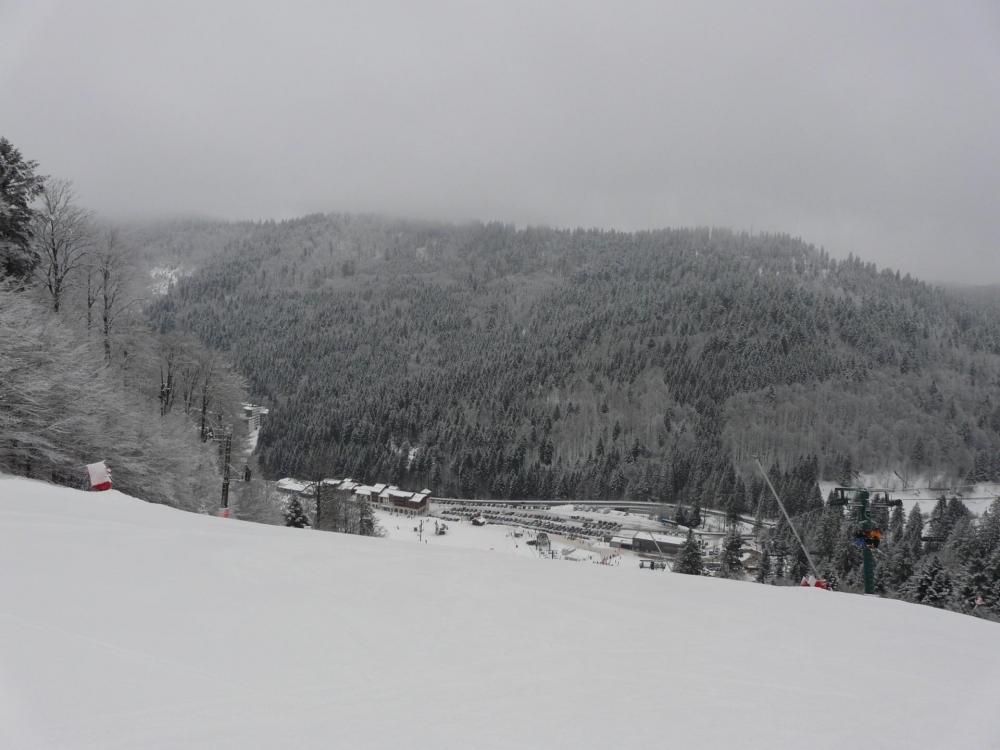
[3,0,998,282]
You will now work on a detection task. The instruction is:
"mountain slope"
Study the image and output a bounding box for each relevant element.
[2,474,999,749]
[147,216,1000,509]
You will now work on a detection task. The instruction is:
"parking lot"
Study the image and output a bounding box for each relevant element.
[431,499,626,541]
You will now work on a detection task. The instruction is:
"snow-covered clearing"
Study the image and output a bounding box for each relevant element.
[2,475,999,749]
[376,512,624,564]
[148,265,188,295]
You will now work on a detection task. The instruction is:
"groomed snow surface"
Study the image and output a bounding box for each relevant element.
[2,476,998,750]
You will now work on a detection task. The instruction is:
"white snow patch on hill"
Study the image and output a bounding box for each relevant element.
[2,475,999,750]
[148,265,188,295]
[376,513,623,564]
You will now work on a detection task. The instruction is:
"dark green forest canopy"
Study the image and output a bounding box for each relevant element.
[148,216,1000,511]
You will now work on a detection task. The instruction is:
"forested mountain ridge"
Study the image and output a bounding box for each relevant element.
[148,214,1000,514]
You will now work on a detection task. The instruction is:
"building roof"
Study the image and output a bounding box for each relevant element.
[276,478,309,493]
[635,532,687,546]
[381,489,414,500]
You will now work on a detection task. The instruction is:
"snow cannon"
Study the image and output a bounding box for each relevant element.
[85,461,113,492]
[800,575,829,589]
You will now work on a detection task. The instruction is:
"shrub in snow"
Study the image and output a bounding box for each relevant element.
[283,496,310,528]
[675,530,704,576]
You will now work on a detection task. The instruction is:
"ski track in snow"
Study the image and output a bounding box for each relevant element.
[2,474,999,750]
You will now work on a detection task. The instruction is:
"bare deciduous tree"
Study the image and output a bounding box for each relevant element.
[32,179,92,313]
[84,264,99,331]
[156,333,200,416]
[232,479,283,525]
[0,286,226,511]
[96,227,142,362]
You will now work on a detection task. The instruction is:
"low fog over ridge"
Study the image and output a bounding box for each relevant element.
[3,0,998,283]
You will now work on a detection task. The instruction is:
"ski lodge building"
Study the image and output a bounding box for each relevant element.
[277,477,429,517]
[377,487,429,516]
[241,403,269,431]
[610,531,687,555]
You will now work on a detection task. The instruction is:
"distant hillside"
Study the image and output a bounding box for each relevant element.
[148,215,1000,513]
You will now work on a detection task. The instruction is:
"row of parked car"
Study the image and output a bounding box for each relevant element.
[431,501,622,540]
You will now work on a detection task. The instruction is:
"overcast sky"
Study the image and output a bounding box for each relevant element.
[3,1,998,283]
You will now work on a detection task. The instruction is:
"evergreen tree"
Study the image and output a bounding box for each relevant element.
[985,548,1000,610]
[790,546,810,583]
[284,495,309,528]
[539,437,554,465]
[357,495,380,537]
[756,547,772,583]
[887,503,905,544]
[903,503,925,559]
[813,506,842,560]
[688,500,702,529]
[834,517,861,577]
[752,494,765,539]
[924,496,949,553]
[905,556,953,609]
[772,537,788,581]
[675,530,704,576]
[838,454,854,486]
[943,516,977,566]
[955,555,992,613]
[883,544,914,588]
[0,137,46,281]
[719,529,744,579]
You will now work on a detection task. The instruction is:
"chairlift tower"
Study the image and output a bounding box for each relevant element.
[220,428,233,511]
[829,487,902,594]
[209,425,234,514]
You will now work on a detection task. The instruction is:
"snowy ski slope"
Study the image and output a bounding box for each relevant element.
[1,475,998,749]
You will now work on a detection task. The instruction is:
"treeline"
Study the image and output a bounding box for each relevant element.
[767,494,1000,620]
[0,137,246,511]
[672,486,1000,620]
[147,213,1000,511]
